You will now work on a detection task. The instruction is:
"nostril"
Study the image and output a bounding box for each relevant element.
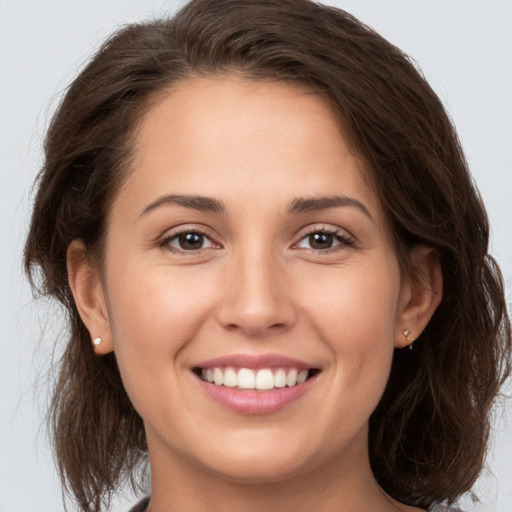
[222,318,292,338]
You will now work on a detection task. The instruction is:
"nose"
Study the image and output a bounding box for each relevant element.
[215,246,297,337]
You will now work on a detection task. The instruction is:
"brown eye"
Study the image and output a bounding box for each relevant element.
[178,232,204,250]
[296,229,353,252]
[165,231,216,251]
[308,232,334,249]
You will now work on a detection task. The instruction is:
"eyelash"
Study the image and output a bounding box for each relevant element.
[157,225,354,255]
[158,228,219,254]
[293,226,354,253]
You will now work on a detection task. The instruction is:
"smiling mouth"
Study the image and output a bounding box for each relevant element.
[193,366,320,391]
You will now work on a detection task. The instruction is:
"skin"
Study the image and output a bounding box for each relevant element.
[68,76,442,512]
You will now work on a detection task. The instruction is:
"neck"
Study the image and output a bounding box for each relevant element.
[146,430,411,512]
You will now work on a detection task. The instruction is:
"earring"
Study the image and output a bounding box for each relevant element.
[93,337,102,347]
[402,329,416,350]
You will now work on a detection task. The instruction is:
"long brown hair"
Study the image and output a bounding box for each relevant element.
[24,1,511,511]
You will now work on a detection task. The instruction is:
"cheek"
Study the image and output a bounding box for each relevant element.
[301,261,401,347]
[107,255,212,330]
[299,260,400,402]
[103,262,215,392]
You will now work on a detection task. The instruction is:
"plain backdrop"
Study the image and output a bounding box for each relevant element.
[1,1,511,511]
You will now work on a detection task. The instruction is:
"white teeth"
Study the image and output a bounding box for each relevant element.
[200,366,313,390]
[213,367,224,386]
[274,368,287,388]
[286,368,298,387]
[297,369,308,384]
[238,368,255,389]
[255,369,274,390]
[223,367,238,387]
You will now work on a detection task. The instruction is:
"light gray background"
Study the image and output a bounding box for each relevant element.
[1,1,511,511]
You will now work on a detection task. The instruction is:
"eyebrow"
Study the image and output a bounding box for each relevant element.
[139,194,225,218]
[138,193,373,221]
[287,195,373,221]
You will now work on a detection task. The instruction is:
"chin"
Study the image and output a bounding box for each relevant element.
[209,456,310,485]
[192,438,314,484]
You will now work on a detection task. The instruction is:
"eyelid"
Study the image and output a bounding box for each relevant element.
[292,224,355,251]
[155,223,354,254]
[157,224,222,253]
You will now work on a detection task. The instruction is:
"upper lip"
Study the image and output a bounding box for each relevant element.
[194,353,317,370]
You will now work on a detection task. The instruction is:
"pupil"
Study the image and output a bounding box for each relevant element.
[309,232,333,249]
[179,232,203,250]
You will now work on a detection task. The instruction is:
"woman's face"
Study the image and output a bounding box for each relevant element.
[89,77,416,482]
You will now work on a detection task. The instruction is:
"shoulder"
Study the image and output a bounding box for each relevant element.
[128,497,150,512]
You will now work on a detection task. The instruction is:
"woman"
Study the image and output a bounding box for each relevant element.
[23,1,511,511]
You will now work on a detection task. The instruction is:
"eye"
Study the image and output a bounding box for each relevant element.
[295,229,353,251]
[161,231,217,252]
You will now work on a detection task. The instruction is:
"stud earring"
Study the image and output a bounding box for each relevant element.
[93,337,102,347]
[402,329,416,350]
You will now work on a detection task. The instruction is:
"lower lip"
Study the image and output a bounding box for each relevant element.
[196,374,317,414]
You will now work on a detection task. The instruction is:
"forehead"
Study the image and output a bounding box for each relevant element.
[135,75,348,163]
[119,75,383,223]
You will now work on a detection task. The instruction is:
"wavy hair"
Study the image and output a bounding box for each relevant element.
[24,1,511,511]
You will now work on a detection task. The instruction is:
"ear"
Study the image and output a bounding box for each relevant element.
[395,245,443,349]
[67,239,113,355]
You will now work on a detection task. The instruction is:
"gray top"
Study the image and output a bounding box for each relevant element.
[429,503,464,512]
[129,497,463,511]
